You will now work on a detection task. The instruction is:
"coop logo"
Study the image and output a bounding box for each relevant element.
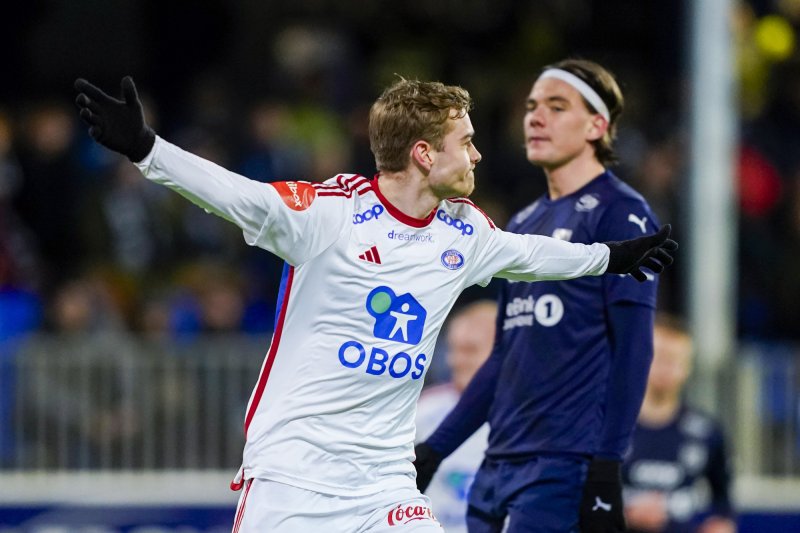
[353,204,384,224]
[337,286,428,380]
[387,504,438,527]
[271,181,316,211]
[436,210,474,236]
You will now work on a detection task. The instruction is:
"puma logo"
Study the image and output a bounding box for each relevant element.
[628,213,648,233]
[592,497,612,512]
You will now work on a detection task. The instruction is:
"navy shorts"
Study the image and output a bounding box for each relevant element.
[466,454,589,533]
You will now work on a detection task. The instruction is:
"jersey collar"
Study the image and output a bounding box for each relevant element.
[370,175,437,228]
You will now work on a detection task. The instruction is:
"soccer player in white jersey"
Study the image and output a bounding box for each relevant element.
[74,74,676,532]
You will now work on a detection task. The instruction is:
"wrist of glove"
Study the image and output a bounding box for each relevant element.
[74,76,156,162]
[603,224,678,282]
[579,458,626,533]
[413,442,443,493]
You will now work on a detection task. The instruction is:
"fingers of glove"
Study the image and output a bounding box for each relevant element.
[652,247,674,266]
[630,269,648,282]
[640,257,664,273]
[75,93,104,115]
[74,78,118,105]
[642,223,672,248]
[78,108,101,126]
[88,125,104,141]
[662,238,679,252]
[121,76,142,108]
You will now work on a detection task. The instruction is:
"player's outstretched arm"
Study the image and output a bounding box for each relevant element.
[74,76,156,162]
[604,224,678,282]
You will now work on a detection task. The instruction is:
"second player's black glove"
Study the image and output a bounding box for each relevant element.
[74,76,155,162]
[413,442,443,493]
[579,458,626,533]
[603,224,678,282]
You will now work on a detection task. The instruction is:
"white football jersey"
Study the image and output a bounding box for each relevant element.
[136,137,609,496]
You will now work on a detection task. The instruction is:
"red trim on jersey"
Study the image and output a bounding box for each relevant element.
[232,479,253,533]
[243,266,295,436]
[371,178,436,228]
[447,198,496,229]
[315,174,371,198]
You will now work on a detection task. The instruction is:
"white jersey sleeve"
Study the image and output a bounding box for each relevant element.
[454,202,609,287]
[134,136,347,265]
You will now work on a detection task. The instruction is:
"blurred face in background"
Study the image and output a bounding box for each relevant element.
[523,77,606,171]
[445,303,496,392]
[646,324,693,398]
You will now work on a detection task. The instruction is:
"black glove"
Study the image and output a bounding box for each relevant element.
[579,458,626,533]
[74,76,156,162]
[603,224,678,282]
[413,442,443,493]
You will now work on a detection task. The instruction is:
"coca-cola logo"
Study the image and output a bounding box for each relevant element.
[386,504,437,526]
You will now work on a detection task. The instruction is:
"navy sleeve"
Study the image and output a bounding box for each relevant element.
[424,286,508,458]
[706,425,735,518]
[595,301,655,459]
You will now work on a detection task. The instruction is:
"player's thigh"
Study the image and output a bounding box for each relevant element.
[504,456,585,533]
[232,478,357,532]
[364,489,444,533]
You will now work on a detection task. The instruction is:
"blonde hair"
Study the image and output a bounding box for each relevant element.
[541,59,624,166]
[369,77,473,172]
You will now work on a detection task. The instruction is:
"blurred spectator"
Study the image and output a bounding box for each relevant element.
[0,109,43,467]
[14,102,86,289]
[415,300,496,533]
[622,314,736,533]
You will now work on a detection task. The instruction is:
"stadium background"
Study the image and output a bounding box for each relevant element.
[1,0,800,530]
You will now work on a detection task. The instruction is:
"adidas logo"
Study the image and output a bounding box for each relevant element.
[358,245,382,264]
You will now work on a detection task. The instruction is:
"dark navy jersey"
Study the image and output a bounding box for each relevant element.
[622,405,734,532]
[486,171,660,458]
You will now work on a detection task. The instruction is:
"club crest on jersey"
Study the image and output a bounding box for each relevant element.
[271,181,316,211]
[441,249,465,270]
[366,286,427,345]
[575,194,600,212]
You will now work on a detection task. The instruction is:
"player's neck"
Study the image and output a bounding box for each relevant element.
[638,391,681,427]
[376,171,441,219]
[542,154,605,200]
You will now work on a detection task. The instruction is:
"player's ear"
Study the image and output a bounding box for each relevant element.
[586,115,608,142]
[411,140,434,171]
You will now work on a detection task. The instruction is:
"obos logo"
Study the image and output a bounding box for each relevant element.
[436,210,473,236]
[353,204,384,224]
[337,286,428,379]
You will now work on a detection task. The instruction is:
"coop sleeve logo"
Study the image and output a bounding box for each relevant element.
[270,181,317,211]
[366,286,427,345]
[436,210,474,235]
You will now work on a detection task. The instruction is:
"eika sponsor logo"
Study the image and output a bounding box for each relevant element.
[387,504,437,527]
[387,230,434,243]
[353,204,384,224]
[436,210,474,236]
[502,294,564,330]
[337,286,428,380]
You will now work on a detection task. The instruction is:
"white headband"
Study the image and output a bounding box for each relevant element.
[538,68,610,122]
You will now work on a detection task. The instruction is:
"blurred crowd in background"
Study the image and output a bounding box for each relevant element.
[1,0,800,353]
